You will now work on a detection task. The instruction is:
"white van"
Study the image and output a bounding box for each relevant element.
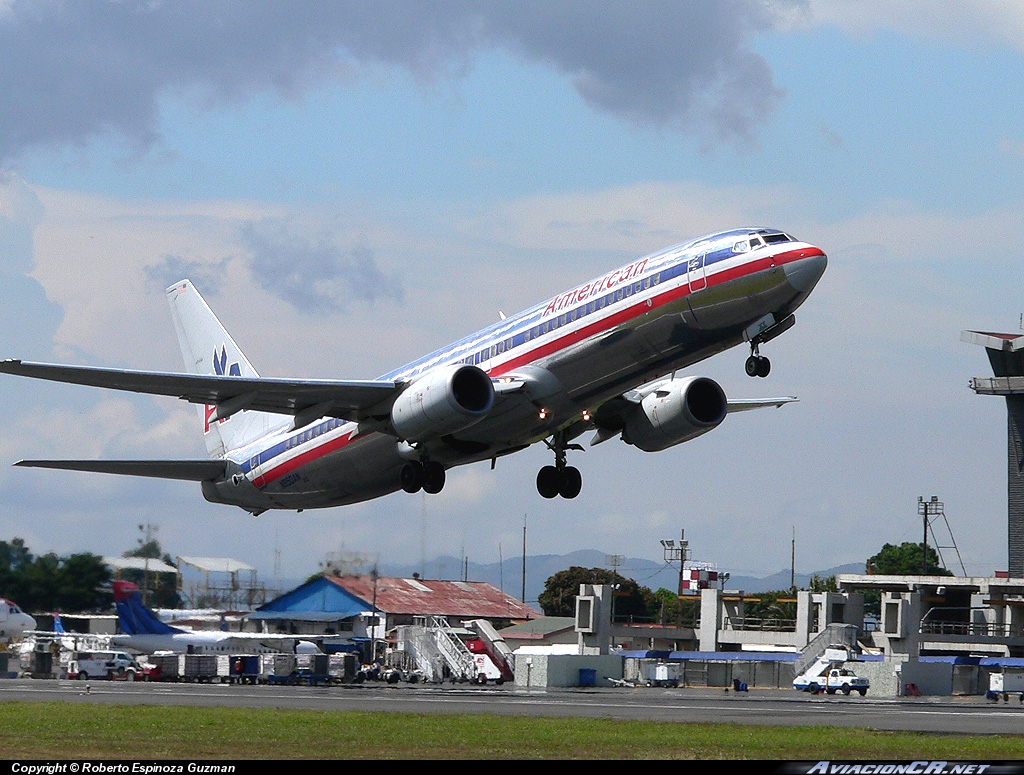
[67,651,140,680]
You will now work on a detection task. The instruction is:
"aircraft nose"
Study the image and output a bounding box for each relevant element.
[783,249,827,294]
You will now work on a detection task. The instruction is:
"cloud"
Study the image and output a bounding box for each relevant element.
[0,0,790,161]
[240,220,403,312]
[0,173,62,358]
[144,254,233,296]
[796,1,1024,51]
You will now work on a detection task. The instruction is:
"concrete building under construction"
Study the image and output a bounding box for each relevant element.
[963,329,1024,576]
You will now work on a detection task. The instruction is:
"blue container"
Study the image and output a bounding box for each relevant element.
[579,668,597,687]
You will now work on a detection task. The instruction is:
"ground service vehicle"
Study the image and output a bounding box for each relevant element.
[66,650,141,680]
[795,666,869,695]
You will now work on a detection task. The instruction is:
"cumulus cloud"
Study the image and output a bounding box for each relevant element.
[240,220,402,312]
[0,0,791,161]
[795,0,1024,51]
[144,254,233,296]
[0,172,62,358]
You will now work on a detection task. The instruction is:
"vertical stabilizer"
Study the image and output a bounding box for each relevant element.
[113,581,182,635]
[166,280,286,457]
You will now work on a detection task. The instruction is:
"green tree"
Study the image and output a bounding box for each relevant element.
[538,566,650,620]
[57,553,114,611]
[0,539,111,613]
[866,542,952,577]
[648,587,700,626]
[808,573,838,592]
[742,590,797,629]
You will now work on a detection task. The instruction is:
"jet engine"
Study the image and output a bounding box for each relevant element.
[391,364,495,442]
[621,376,727,452]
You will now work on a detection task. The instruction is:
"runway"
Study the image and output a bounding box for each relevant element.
[2,679,1021,735]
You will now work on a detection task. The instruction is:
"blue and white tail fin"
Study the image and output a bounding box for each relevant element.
[113,581,182,636]
[166,280,287,457]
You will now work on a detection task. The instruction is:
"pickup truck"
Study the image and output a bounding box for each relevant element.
[794,667,869,696]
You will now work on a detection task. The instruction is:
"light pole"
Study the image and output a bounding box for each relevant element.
[660,530,689,626]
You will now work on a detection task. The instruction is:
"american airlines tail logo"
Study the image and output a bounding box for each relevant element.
[213,346,241,377]
[204,346,241,433]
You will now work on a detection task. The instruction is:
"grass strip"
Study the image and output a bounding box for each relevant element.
[0,702,1021,760]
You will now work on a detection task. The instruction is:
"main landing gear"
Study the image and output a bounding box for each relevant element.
[401,459,446,494]
[536,431,584,499]
[744,343,771,379]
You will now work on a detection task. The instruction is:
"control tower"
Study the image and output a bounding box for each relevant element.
[963,329,1024,576]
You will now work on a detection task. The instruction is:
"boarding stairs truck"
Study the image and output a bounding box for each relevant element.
[396,617,478,683]
[464,619,515,684]
[793,647,869,696]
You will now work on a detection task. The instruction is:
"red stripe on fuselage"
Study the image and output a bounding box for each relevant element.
[251,428,359,489]
[492,245,819,376]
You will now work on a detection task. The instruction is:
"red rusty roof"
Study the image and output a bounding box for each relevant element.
[326,575,539,620]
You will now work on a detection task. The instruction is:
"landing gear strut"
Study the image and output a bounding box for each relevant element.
[744,343,771,378]
[536,431,583,499]
[401,459,446,494]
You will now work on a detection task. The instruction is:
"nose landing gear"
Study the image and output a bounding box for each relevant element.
[745,342,771,378]
[536,431,584,499]
[745,351,771,378]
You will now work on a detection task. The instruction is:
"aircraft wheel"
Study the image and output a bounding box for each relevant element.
[422,461,446,494]
[559,466,582,499]
[745,356,759,377]
[400,461,423,493]
[537,466,560,499]
[756,356,771,378]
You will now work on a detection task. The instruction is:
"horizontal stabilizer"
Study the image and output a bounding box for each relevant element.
[0,359,400,422]
[726,397,798,413]
[14,459,227,481]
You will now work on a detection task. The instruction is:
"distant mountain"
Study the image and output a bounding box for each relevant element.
[375,553,866,611]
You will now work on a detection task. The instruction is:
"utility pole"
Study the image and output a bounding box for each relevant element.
[790,526,795,590]
[522,515,527,604]
[606,554,624,624]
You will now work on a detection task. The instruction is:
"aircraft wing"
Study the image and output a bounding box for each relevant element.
[13,459,227,481]
[0,359,401,422]
[726,397,798,412]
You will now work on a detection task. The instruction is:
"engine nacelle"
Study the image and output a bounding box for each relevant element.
[621,376,727,452]
[391,364,494,442]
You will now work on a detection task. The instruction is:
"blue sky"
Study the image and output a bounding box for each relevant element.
[1,1,1023,589]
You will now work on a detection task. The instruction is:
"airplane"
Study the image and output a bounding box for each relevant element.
[0,227,826,513]
[0,598,36,640]
[109,581,307,654]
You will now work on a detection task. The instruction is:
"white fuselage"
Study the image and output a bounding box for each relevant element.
[203,229,827,511]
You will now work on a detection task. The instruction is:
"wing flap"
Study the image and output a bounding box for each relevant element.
[14,459,227,481]
[0,360,400,421]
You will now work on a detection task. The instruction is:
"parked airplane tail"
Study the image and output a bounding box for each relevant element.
[113,581,182,636]
[166,280,288,457]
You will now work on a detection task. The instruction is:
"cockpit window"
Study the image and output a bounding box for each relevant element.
[762,232,793,244]
[733,241,750,253]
